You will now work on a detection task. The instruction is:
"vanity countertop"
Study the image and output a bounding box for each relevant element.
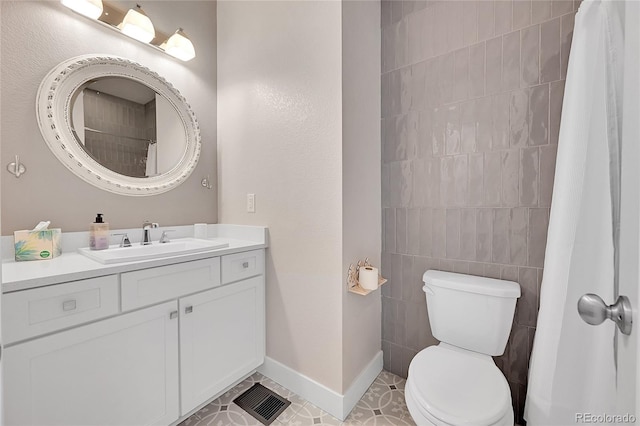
[2,224,268,293]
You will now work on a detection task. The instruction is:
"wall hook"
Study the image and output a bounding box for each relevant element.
[201,175,213,189]
[7,155,26,178]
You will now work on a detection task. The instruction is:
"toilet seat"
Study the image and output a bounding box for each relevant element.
[406,345,512,426]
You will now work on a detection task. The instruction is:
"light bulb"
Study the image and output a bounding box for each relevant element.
[162,28,196,61]
[61,0,103,19]
[118,4,155,43]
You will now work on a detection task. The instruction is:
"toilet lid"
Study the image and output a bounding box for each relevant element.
[408,346,511,426]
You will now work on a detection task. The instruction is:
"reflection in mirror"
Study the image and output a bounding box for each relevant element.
[70,77,186,178]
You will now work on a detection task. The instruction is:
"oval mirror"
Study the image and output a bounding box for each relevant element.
[37,55,201,196]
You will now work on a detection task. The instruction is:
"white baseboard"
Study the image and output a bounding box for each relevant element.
[341,351,384,419]
[258,350,383,421]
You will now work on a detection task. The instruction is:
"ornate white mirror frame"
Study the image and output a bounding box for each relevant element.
[36,54,201,196]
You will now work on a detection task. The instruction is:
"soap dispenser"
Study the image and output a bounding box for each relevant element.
[90,213,109,250]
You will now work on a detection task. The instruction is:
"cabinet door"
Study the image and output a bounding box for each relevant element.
[4,301,180,426]
[180,275,265,414]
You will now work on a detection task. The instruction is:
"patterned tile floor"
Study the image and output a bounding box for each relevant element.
[179,370,416,426]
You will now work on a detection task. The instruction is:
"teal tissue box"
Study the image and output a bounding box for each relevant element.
[14,229,62,261]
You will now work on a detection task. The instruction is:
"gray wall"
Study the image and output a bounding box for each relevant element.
[0,1,217,234]
[380,0,577,422]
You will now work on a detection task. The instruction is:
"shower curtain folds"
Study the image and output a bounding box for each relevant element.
[525,0,624,424]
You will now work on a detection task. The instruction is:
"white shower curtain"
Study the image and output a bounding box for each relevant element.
[146,142,157,177]
[525,1,624,424]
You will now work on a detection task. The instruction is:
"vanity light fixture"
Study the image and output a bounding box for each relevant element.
[118,4,155,43]
[161,28,196,62]
[60,0,197,62]
[61,0,103,19]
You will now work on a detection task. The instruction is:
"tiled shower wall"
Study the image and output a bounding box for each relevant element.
[380,0,577,421]
[83,89,151,178]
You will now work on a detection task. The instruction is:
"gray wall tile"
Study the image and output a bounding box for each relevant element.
[521,25,540,87]
[462,1,478,46]
[454,155,469,206]
[520,147,539,206]
[492,208,510,263]
[484,151,503,206]
[513,0,532,30]
[502,30,521,91]
[502,149,520,206]
[408,208,421,255]
[397,208,408,254]
[433,1,449,56]
[531,0,551,24]
[476,208,493,262]
[469,43,486,99]
[529,84,550,146]
[391,254,403,300]
[454,48,470,102]
[446,209,461,258]
[419,208,433,256]
[510,207,529,265]
[446,106,461,155]
[411,62,427,111]
[381,6,573,419]
[476,96,493,152]
[495,0,513,35]
[486,37,503,95]
[469,153,485,206]
[469,262,485,277]
[461,100,477,153]
[432,208,446,258]
[552,0,573,17]
[441,156,456,206]
[384,208,396,253]
[432,107,446,156]
[492,93,511,150]
[447,1,465,51]
[540,17,561,83]
[460,209,477,261]
[401,255,415,302]
[510,88,530,148]
[478,0,495,41]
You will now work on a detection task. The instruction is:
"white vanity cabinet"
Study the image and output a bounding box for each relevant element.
[4,301,181,426]
[2,248,266,426]
[180,275,265,414]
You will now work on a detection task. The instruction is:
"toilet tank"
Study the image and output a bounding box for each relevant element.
[423,270,521,356]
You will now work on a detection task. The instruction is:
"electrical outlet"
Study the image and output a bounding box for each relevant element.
[247,193,255,213]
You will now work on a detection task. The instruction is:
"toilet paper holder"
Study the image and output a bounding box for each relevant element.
[347,257,388,296]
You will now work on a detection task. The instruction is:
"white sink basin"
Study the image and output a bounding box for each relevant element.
[78,238,229,264]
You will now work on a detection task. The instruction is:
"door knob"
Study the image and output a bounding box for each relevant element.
[577,294,632,335]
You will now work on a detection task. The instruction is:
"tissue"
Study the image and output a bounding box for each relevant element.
[14,222,62,261]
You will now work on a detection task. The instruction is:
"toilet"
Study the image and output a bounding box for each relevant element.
[405,270,521,426]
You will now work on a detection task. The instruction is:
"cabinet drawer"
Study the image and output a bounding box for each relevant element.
[3,275,119,344]
[221,249,265,285]
[121,257,220,311]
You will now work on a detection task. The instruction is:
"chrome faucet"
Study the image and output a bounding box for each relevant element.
[141,221,159,245]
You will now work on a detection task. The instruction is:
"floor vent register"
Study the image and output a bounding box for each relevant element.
[233,383,291,425]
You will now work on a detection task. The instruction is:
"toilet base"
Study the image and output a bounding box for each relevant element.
[405,375,515,426]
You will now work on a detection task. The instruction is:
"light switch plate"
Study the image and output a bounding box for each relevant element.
[247,193,255,213]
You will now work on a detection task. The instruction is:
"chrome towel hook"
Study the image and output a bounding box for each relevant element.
[7,155,26,178]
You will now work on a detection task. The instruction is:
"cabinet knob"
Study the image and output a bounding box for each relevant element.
[242,262,249,268]
[170,311,178,320]
[185,306,194,314]
[62,300,77,311]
